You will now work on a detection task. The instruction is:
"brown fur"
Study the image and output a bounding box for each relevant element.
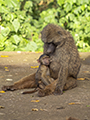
[2,73,37,91]
[38,77,77,97]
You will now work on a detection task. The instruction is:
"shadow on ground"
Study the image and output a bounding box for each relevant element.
[0,52,90,120]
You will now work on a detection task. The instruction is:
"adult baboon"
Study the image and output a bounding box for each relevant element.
[41,24,81,95]
[2,24,81,96]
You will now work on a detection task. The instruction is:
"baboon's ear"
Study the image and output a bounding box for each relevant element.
[57,31,62,35]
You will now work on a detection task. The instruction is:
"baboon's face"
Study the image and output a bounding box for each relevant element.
[37,54,50,66]
[41,24,65,46]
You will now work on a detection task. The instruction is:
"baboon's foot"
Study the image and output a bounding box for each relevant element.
[2,85,16,91]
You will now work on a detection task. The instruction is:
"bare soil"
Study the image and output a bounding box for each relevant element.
[0,52,90,120]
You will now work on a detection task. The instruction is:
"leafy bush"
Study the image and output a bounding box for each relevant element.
[0,0,43,51]
[57,0,90,51]
[0,0,90,52]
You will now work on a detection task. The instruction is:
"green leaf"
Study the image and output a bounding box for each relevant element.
[11,0,19,7]
[57,0,65,6]
[85,27,90,33]
[1,27,10,37]
[77,0,89,5]
[0,39,6,49]
[25,41,38,52]
[24,1,33,9]
[4,0,13,7]
[64,3,72,13]
[76,41,89,49]
[81,4,86,11]
[7,13,14,21]
[11,35,21,45]
[0,6,8,13]
[15,47,25,51]
[4,0,19,8]
[65,0,76,4]
[68,13,75,21]
[19,38,29,47]
[0,34,5,41]
[73,6,81,14]
[12,19,20,33]
[4,44,17,51]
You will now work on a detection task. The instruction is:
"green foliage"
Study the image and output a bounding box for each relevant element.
[0,0,90,52]
[57,0,90,51]
[0,0,42,51]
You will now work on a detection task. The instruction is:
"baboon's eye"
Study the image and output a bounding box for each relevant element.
[57,31,62,35]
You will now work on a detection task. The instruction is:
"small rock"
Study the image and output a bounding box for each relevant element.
[6,79,13,81]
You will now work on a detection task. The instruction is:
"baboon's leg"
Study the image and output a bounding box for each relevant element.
[47,76,55,83]
[38,80,57,97]
[2,73,37,91]
[38,77,77,97]
[64,77,77,91]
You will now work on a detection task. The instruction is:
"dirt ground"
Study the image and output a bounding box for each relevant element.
[0,52,90,120]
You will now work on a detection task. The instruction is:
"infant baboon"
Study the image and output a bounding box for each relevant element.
[35,54,54,87]
[2,23,81,97]
[22,54,54,94]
